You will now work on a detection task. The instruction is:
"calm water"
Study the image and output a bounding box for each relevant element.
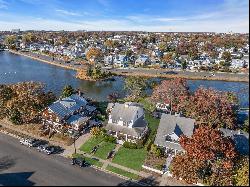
[0,51,249,107]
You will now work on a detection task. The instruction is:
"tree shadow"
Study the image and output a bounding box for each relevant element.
[117,176,160,186]
[0,156,16,172]
[0,172,35,186]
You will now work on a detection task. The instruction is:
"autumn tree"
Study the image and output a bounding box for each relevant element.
[1,82,56,124]
[233,156,249,186]
[151,78,189,113]
[86,47,103,64]
[171,126,237,185]
[90,127,102,137]
[162,53,174,66]
[183,88,238,129]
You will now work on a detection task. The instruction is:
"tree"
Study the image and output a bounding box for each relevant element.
[233,156,249,186]
[242,118,249,133]
[158,42,167,52]
[124,76,148,101]
[107,92,119,102]
[9,108,22,125]
[181,60,188,70]
[183,88,238,129]
[90,127,102,137]
[151,78,189,113]
[162,53,174,66]
[22,33,36,44]
[4,35,17,48]
[86,48,103,64]
[61,85,74,98]
[221,51,232,63]
[171,126,237,185]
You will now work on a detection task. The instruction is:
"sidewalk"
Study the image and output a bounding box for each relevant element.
[78,150,150,178]
[62,133,91,157]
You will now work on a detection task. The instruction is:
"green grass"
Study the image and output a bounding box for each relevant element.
[145,111,160,132]
[72,153,103,168]
[106,165,139,180]
[112,147,147,171]
[94,141,116,160]
[79,136,104,153]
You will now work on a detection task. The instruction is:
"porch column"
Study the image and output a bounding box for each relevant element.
[115,131,118,137]
[125,134,128,141]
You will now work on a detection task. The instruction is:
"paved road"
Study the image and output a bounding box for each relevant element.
[0,133,125,186]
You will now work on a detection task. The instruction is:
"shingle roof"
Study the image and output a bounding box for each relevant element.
[154,114,195,151]
[109,102,143,123]
[105,117,148,137]
[48,94,87,119]
[220,128,249,155]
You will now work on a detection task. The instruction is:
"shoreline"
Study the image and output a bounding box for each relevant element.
[8,50,78,71]
[113,71,249,83]
[7,50,249,83]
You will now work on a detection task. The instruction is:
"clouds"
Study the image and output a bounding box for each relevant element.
[0,0,248,33]
[0,0,8,9]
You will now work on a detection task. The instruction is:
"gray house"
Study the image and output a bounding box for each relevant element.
[154,114,196,155]
[105,102,148,144]
[220,128,249,155]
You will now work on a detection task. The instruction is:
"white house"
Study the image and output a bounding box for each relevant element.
[105,102,148,144]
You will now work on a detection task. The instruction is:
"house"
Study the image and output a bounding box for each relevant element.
[154,114,196,155]
[220,128,249,155]
[113,55,129,68]
[105,102,148,144]
[230,59,246,69]
[135,55,151,67]
[42,94,96,133]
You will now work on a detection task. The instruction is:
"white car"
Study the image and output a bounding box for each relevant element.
[19,138,37,147]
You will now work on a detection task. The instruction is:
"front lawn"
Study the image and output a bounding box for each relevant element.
[112,147,147,171]
[94,141,116,160]
[106,165,139,180]
[79,136,104,153]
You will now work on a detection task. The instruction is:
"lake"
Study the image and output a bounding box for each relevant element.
[0,51,249,108]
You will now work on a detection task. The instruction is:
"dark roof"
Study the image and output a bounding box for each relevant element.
[154,114,196,151]
[220,128,249,155]
[48,94,87,119]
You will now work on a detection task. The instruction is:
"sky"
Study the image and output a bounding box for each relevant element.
[0,0,249,33]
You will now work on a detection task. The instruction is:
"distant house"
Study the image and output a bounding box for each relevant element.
[113,55,129,68]
[135,55,151,66]
[230,59,246,69]
[105,102,148,144]
[42,94,96,133]
[154,114,196,155]
[220,128,249,155]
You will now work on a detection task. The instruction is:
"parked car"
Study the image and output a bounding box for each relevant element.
[20,138,38,147]
[37,144,48,152]
[44,146,55,155]
[71,157,88,167]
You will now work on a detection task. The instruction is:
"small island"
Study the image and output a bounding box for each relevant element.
[76,65,114,81]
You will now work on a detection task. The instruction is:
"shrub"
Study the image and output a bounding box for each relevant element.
[123,141,138,149]
[96,114,106,121]
[104,135,116,143]
[90,127,102,137]
[104,134,116,143]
